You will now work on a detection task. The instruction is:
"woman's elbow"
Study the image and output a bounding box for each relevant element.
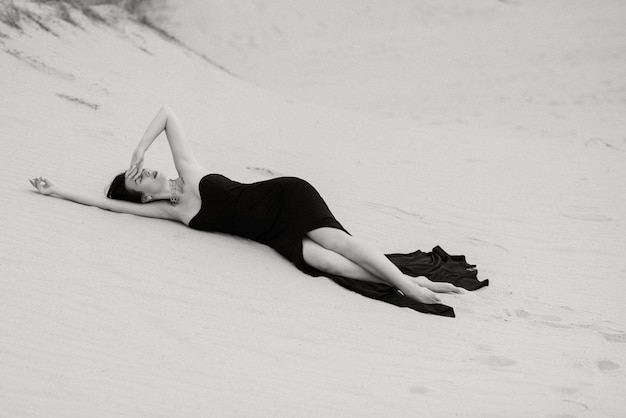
[160,106,174,118]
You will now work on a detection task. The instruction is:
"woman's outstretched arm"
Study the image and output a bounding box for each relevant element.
[126,106,205,180]
[30,177,177,221]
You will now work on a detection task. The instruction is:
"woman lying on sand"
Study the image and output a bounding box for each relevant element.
[31,107,472,310]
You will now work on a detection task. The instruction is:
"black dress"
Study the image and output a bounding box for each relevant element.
[188,174,347,272]
[189,174,488,317]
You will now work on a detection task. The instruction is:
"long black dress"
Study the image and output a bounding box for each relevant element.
[189,174,488,317]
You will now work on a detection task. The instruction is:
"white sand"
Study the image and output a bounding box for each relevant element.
[1,0,625,416]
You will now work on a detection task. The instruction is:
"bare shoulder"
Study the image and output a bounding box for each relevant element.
[176,168,210,225]
[181,168,210,196]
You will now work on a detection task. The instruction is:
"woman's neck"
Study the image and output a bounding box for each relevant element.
[168,177,184,206]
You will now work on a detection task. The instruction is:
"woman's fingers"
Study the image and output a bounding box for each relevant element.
[126,158,144,180]
[127,151,145,178]
[29,177,43,188]
[29,177,55,195]
[126,165,140,179]
[32,178,44,193]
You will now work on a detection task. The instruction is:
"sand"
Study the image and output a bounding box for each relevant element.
[1,0,625,416]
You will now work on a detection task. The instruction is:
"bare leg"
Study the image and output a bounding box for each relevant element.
[303,238,463,295]
[306,228,444,304]
[303,238,383,282]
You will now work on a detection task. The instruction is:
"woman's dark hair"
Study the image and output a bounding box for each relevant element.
[106,172,143,203]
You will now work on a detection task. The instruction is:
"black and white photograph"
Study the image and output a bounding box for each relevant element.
[1,0,625,416]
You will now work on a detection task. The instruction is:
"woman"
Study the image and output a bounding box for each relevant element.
[30,107,469,310]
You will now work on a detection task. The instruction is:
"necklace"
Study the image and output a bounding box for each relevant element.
[168,179,180,206]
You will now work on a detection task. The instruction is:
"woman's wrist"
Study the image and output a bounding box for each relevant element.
[135,143,148,154]
[51,186,64,198]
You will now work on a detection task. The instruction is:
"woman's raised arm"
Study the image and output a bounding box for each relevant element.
[126,107,205,180]
[30,177,177,221]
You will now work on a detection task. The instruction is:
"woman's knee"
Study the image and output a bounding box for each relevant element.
[302,238,384,282]
[303,240,331,273]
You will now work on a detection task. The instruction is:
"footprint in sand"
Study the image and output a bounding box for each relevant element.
[515,309,563,322]
[471,344,517,367]
[597,360,620,371]
[600,331,626,343]
[480,355,517,367]
[516,305,626,342]
[514,309,575,329]
[408,385,429,395]
[555,386,579,395]
[472,343,492,352]
[569,322,626,343]
[584,137,625,152]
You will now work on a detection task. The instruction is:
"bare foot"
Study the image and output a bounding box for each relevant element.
[409,276,464,294]
[400,283,442,304]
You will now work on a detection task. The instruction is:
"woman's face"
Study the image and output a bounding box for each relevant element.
[125,168,166,196]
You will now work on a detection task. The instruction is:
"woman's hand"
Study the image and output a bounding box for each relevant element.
[125,147,145,181]
[411,276,464,294]
[29,177,58,196]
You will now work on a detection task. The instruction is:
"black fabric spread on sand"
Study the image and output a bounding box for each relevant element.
[189,174,488,317]
[322,246,489,318]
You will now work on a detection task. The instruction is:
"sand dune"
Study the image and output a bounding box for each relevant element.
[1,0,625,416]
